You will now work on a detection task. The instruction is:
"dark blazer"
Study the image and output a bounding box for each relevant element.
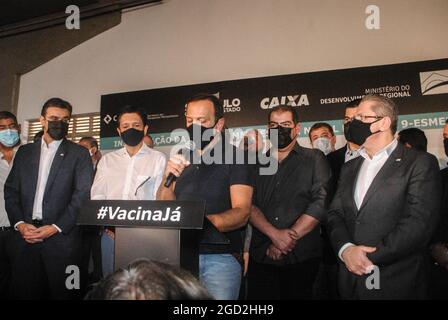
[326,145,347,201]
[327,142,441,299]
[5,138,93,234]
[434,167,448,243]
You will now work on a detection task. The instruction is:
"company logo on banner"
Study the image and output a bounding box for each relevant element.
[216,92,243,114]
[420,70,448,95]
[260,94,309,109]
[103,114,114,124]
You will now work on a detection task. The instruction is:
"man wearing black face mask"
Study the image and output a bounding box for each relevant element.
[327,94,441,299]
[429,119,448,298]
[157,93,255,300]
[91,105,166,277]
[327,99,361,200]
[5,98,93,299]
[247,105,331,300]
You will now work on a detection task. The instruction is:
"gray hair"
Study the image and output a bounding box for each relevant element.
[85,259,212,300]
[361,94,399,134]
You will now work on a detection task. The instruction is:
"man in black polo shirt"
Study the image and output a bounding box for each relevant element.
[248,105,331,299]
[157,93,255,300]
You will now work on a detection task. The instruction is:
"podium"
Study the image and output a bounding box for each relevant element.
[77,200,205,277]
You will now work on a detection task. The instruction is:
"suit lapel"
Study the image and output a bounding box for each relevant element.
[29,139,42,200]
[358,143,405,213]
[43,139,68,199]
[350,157,364,215]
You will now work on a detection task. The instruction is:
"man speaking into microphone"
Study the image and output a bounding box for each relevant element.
[157,93,255,300]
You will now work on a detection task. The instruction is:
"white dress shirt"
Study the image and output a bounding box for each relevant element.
[32,138,62,220]
[91,144,166,201]
[338,139,398,260]
[14,138,63,232]
[0,147,18,227]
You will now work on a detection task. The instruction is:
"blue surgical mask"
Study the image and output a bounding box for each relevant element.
[0,129,19,147]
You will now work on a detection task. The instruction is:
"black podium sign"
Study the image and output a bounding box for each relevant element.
[77,200,206,276]
[78,200,205,228]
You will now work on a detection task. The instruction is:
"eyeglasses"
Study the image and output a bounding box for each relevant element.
[45,117,70,124]
[353,115,383,122]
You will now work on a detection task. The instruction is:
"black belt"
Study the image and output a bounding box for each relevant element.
[32,219,43,227]
[0,226,12,231]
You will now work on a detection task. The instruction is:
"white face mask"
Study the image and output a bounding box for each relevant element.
[312,137,333,155]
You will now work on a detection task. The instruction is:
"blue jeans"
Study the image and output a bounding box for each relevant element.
[199,254,242,300]
[101,233,114,276]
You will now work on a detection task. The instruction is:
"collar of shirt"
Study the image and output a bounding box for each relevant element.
[345,144,360,162]
[41,137,62,151]
[119,143,152,158]
[358,139,398,163]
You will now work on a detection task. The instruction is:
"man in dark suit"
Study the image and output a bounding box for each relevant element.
[327,94,441,299]
[327,99,361,200]
[5,97,93,299]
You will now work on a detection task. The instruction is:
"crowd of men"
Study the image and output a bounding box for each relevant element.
[0,93,447,300]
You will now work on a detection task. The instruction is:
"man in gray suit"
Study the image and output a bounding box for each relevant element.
[328,94,441,299]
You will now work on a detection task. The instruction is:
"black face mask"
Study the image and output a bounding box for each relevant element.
[346,118,382,146]
[444,138,448,157]
[269,126,295,149]
[120,128,144,146]
[343,123,352,143]
[47,120,69,141]
[186,123,216,150]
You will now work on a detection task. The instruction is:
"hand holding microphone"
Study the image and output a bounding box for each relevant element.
[164,154,191,187]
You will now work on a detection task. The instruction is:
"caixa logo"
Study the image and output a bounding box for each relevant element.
[103,114,118,124]
[260,94,309,109]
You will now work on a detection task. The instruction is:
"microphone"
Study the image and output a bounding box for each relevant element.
[164,140,196,188]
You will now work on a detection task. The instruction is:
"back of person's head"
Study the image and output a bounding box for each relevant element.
[85,259,212,300]
[398,128,428,152]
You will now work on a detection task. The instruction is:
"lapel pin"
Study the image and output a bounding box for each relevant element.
[396,158,401,162]
[60,153,64,156]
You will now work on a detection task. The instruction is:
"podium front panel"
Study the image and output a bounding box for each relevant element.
[114,227,200,277]
[115,227,179,268]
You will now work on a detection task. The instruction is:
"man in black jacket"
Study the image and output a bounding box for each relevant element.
[248,105,331,299]
[5,98,93,299]
[327,99,361,200]
[327,94,441,299]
